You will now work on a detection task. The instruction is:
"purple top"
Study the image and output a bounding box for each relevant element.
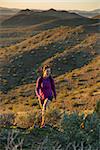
[35,76,56,100]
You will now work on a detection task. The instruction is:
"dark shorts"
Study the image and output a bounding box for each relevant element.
[48,96,53,101]
[41,96,53,105]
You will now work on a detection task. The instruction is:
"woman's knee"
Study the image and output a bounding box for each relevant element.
[43,105,46,111]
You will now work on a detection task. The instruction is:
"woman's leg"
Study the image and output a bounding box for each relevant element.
[38,98,43,109]
[41,98,51,127]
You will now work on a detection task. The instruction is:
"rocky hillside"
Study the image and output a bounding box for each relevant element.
[0,8,100,150]
[0,20,99,114]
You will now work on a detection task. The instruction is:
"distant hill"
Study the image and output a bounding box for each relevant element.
[69,9,100,18]
[0,7,19,14]
[0,7,20,22]
[1,8,97,27]
[92,15,100,19]
[1,8,99,26]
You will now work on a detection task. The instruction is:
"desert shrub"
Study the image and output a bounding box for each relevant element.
[0,111,99,149]
[0,113,15,127]
[36,135,63,150]
[29,98,38,107]
[0,129,24,150]
[45,106,62,127]
[0,111,99,150]
[84,112,99,147]
[14,112,35,128]
[86,68,94,72]
[60,112,85,144]
[32,109,42,126]
[60,112,100,150]
[95,100,100,116]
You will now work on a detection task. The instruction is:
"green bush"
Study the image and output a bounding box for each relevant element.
[45,106,61,127]
[0,113,15,127]
[0,112,99,150]
[60,112,99,149]
[14,112,35,128]
[95,100,100,116]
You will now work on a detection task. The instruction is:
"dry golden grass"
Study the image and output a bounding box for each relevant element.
[55,56,100,113]
[0,21,99,124]
[0,56,99,115]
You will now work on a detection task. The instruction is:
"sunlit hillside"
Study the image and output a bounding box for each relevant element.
[0,8,100,150]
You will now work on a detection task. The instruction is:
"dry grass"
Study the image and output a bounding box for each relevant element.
[0,17,99,131]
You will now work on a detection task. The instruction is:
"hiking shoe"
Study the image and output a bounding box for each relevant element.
[40,124,46,128]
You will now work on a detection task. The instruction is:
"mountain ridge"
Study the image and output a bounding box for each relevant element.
[1,9,84,27]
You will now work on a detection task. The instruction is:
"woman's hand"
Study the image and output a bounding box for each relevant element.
[38,96,42,100]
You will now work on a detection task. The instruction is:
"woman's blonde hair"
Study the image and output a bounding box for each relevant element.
[43,65,50,73]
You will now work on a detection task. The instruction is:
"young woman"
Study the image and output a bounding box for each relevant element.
[35,65,56,128]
